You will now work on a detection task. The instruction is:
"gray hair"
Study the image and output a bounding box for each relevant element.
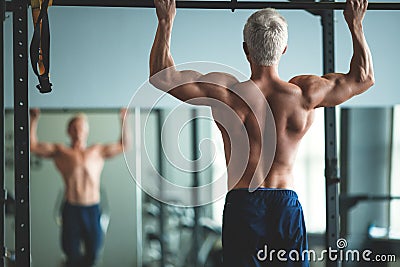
[243,8,288,66]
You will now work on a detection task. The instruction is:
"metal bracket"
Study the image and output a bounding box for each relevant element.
[340,194,400,213]
[231,0,237,12]
[0,189,6,205]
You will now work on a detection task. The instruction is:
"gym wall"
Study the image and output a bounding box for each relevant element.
[3,6,400,109]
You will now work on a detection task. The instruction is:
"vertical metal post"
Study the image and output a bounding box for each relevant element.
[13,0,30,266]
[321,6,341,267]
[191,109,200,267]
[387,107,394,235]
[135,107,143,267]
[339,109,349,237]
[1,0,6,265]
[156,109,166,267]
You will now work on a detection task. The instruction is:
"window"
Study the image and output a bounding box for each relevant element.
[390,105,400,239]
[294,108,327,233]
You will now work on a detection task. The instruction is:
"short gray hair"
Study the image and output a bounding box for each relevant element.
[243,8,288,66]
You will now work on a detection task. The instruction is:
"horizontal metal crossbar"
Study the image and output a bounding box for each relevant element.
[6,0,400,11]
[52,0,400,10]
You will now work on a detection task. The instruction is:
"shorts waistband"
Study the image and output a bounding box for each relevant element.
[226,188,298,203]
[63,201,100,209]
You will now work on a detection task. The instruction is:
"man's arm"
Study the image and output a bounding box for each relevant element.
[149,0,238,106]
[101,109,132,159]
[30,108,58,158]
[290,0,374,109]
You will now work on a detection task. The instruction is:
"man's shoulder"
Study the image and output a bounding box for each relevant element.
[86,143,104,151]
[200,72,240,88]
[289,75,322,88]
[53,143,67,151]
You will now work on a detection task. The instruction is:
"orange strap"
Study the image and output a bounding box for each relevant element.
[30,0,53,93]
[31,0,52,9]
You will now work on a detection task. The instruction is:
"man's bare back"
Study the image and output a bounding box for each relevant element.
[30,109,130,205]
[210,77,315,190]
[150,0,373,193]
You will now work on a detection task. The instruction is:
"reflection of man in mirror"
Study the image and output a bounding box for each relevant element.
[29,108,131,267]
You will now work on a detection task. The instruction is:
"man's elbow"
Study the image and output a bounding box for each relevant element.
[29,146,43,158]
[123,142,132,152]
[120,139,131,152]
[30,143,37,153]
[360,74,375,93]
[150,68,178,92]
[367,74,375,88]
[149,67,158,82]
[149,75,169,92]
[149,75,160,88]
[350,73,375,96]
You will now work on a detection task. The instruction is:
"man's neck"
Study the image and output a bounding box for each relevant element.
[71,140,86,150]
[250,63,280,82]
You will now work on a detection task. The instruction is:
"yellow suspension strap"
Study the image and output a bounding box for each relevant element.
[30,0,53,93]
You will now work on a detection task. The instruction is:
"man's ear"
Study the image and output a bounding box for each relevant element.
[243,42,250,56]
[282,45,288,55]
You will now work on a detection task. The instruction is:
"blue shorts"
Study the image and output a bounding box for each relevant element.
[61,201,103,267]
[222,189,309,267]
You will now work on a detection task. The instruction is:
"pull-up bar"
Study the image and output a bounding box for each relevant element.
[50,0,400,10]
[6,0,400,11]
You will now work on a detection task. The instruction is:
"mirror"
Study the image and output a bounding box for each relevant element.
[5,109,138,266]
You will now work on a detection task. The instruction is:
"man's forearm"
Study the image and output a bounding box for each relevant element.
[30,119,39,147]
[150,20,176,79]
[348,23,374,90]
[120,117,132,150]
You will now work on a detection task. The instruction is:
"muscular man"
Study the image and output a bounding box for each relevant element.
[30,109,131,267]
[150,0,373,266]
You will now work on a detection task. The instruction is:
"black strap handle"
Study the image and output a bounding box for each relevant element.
[30,0,52,93]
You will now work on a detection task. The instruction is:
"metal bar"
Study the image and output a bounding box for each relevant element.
[156,109,166,267]
[321,6,341,267]
[339,108,349,238]
[341,195,400,201]
[191,109,200,267]
[1,0,6,265]
[387,107,394,234]
[50,0,400,10]
[12,0,30,266]
[134,107,143,267]
[22,107,123,114]
[6,107,169,114]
